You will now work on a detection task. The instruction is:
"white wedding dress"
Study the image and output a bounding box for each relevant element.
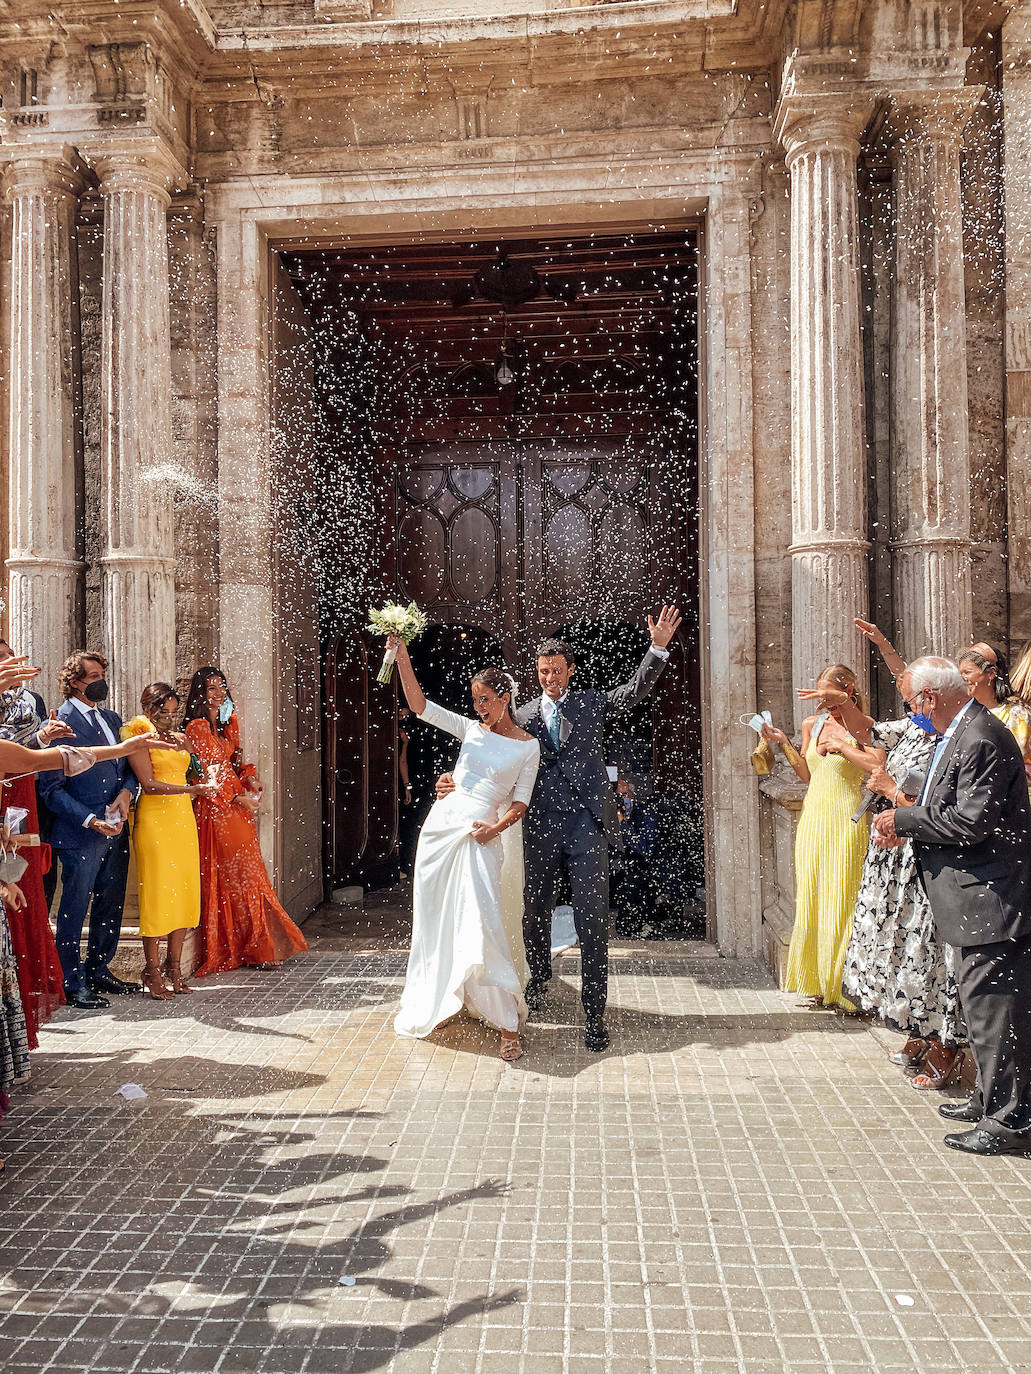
[394,700,541,1038]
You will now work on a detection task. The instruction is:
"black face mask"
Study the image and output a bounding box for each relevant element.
[83,679,109,704]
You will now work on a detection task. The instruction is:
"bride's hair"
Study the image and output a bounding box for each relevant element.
[472,666,519,715]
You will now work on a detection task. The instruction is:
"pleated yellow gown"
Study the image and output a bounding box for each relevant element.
[130,746,201,939]
[785,733,869,1009]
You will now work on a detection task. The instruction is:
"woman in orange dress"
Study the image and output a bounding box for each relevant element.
[183,668,307,976]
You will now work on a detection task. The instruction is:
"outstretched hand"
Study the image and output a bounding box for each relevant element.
[648,605,682,649]
[854,617,886,646]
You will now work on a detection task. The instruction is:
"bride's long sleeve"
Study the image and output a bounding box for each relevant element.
[512,742,541,806]
[417,699,472,741]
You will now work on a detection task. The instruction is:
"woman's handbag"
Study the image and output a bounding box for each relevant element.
[749,737,775,776]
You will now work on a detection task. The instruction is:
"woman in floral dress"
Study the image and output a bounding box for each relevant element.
[826,679,965,1088]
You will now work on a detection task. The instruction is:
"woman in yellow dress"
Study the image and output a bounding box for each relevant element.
[958,645,1031,778]
[763,665,880,1011]
[122,684,215,1000]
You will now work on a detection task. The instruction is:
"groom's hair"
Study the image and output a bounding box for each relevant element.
[536,638,575,665]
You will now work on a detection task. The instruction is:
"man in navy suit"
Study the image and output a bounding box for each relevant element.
[38,651,140,1009]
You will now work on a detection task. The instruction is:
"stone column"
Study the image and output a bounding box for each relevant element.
[1003,12,1031,647]
[888,90,981,658]
[89,142,181,716]
[2,147,84,697]
[776,99,874,713]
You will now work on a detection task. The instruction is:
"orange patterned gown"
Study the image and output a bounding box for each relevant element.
[184,714,307,976]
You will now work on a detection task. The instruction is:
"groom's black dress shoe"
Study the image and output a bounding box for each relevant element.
[939,1098,982,1123]
[65,988,110,1010]
[584,1018,610,1052]
[87,972,140,996]
[944,1127,1031,1157]
[524,978,550,1015]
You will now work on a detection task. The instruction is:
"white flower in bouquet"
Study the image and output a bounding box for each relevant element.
[367,600,429,684]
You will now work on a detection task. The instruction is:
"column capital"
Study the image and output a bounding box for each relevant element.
[82,136,187,203]
[0,144,85,202]
[886,86,985,153]
[774,93,876,165]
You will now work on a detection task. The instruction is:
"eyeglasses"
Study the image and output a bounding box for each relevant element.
[901,689,930,716]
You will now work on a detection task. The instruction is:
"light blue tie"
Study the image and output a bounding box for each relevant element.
[548,706,562,750]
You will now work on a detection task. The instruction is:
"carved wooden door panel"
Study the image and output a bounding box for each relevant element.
[394,442,522,665]
[323,631,399,885]
[521,437,679,649]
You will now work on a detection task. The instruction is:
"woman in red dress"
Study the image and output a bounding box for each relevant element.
[0,657,69,1047]
[183,668,307,976]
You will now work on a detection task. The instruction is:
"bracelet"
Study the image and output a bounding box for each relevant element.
[893,785,900,804]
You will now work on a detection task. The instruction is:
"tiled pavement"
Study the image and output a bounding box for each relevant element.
[2,934,1031,1374]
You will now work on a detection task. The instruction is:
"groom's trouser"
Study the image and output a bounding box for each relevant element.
[523,809,609,1020]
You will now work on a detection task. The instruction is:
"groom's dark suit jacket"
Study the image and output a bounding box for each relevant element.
[515,649,666,837]
[894,700,1031,948]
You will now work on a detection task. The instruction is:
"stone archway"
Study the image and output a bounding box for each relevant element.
[211,168,763,955]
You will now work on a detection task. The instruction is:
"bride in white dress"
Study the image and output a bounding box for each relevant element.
[388,637,540,1060]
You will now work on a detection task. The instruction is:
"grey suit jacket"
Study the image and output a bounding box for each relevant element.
[894,700,1031,948]
[515,648,667,838]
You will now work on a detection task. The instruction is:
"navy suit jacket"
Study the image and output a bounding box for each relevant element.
[38,700,133,850]
[894,701,1031,948]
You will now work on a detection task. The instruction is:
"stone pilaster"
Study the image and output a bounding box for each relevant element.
[1,147,84,699]
[888,90,981,658]
[87,140,183,716]
[1003,12,1031,647]
[775,98,874,712]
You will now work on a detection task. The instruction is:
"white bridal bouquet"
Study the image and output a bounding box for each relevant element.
[367,600,429,684]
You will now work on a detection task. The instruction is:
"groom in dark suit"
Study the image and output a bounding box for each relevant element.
[873,656,1031,1156]
[516,607,681,1050]
[38,650,140,1009]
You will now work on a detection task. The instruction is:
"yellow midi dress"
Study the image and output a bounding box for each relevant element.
[125,730,201,939]
[785,730,869,1010]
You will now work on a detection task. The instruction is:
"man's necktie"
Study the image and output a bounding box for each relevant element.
[549,707,562,750]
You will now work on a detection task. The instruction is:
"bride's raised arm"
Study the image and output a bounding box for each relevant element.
[387,636,427,716]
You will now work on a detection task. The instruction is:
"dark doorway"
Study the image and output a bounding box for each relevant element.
[285,229,701,909]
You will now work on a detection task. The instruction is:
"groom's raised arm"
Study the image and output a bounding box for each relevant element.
[605,606,681,712]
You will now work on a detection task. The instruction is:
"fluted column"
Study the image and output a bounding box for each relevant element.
[88,142,181,715]
[776,99,873,714]
[2,147,84,696]
[888,90,981,657]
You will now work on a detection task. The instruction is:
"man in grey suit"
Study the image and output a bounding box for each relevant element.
[873,656,1031,1156]
[516,607,681,1051]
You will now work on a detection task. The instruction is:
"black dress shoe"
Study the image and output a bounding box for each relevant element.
[87,972,141,996]
[65,987,110,1010]
[524,978,550,1015]
[584,1018,610,1052]
[939,1098,983,1123]
[944,1127,1031,1157]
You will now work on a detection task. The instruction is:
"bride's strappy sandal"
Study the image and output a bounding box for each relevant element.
[500,1033,523,1061]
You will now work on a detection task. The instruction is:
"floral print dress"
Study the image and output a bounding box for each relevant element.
[841,719,967,1038]
[842,717,964,1043]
